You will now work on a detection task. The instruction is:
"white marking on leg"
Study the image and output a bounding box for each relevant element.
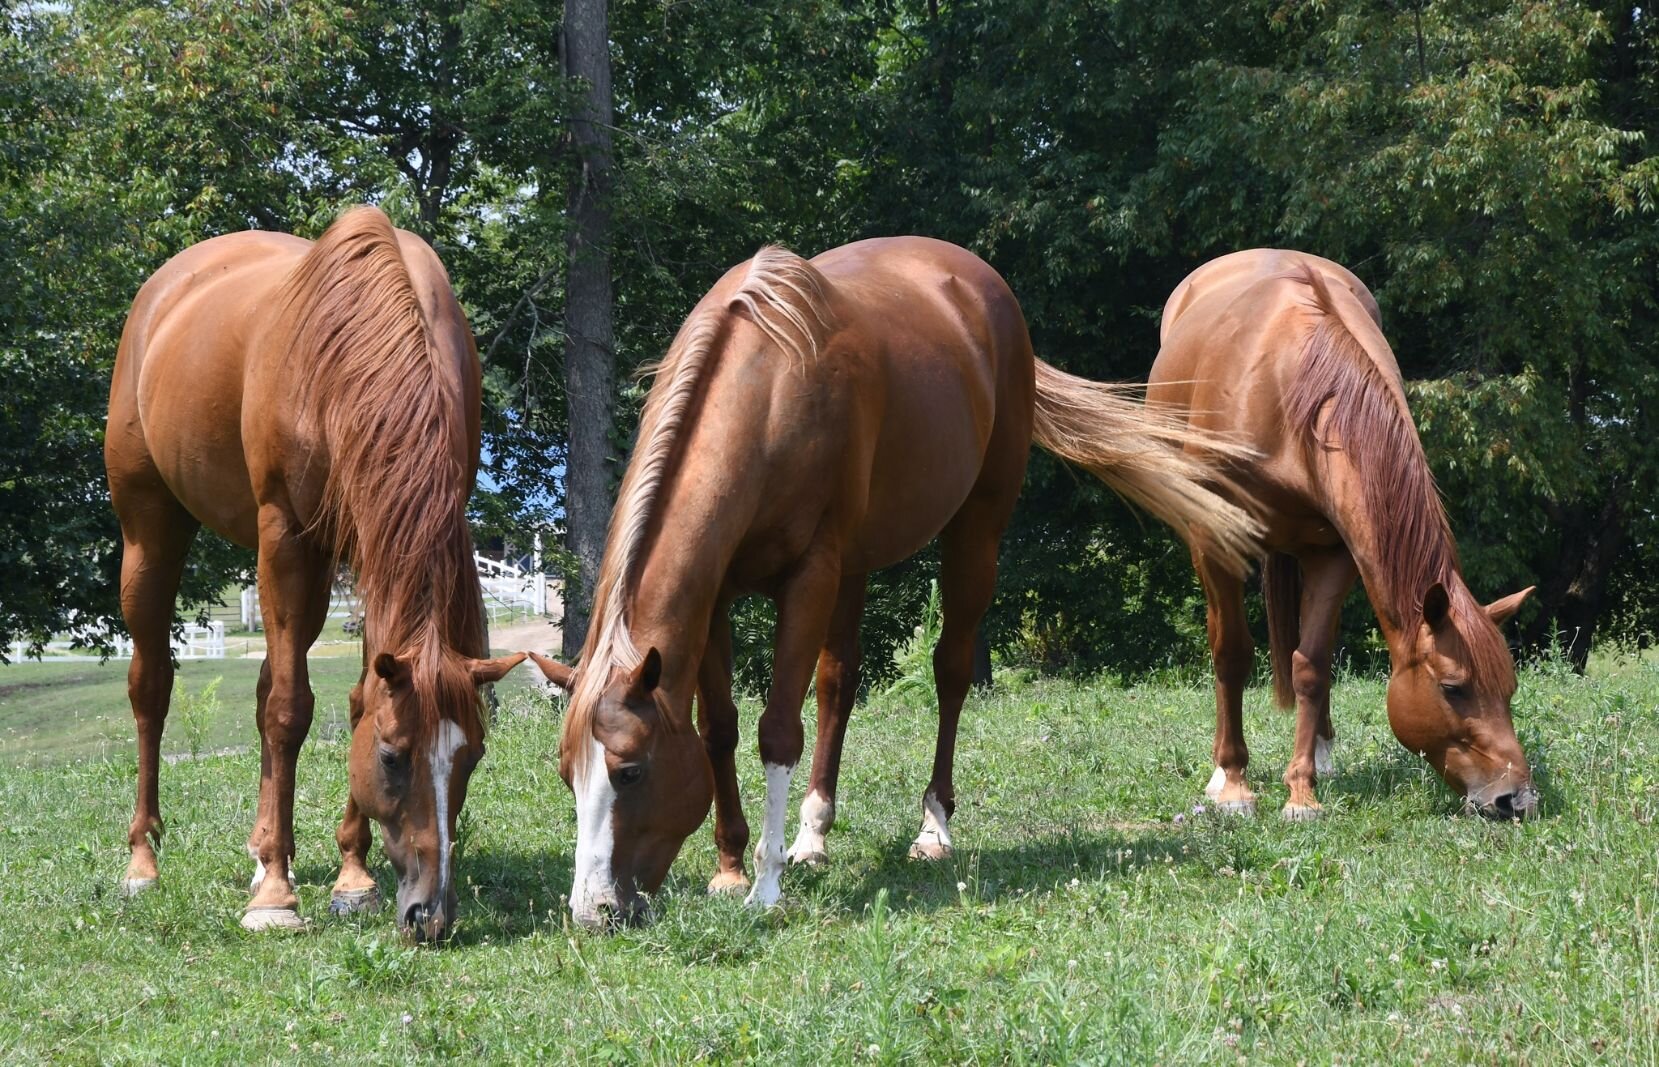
[570,735,619,926]
[910,790,953,857]
[746,762,794,908]
[1205,766,1227,801]
[427,719,467,911]
[1314,736,1335,778]
[788,789,833,864]
[249,859,267,892]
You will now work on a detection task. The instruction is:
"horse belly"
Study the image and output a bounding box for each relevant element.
[847,355,993,571]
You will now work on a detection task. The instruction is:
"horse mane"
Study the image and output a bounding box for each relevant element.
[1284,264,1510,684]
[561,246,834,777]
[278,205,486,739]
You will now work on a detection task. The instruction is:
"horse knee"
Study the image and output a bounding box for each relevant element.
[262,688,315,749]
[703,715,739,759]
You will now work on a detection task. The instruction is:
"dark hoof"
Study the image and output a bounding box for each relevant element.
[329,887,382,916]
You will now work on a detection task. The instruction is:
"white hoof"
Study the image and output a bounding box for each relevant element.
[1204,767,1228,801]
[908,840,952,861]
[1314,737,1336,777]
[788,845,828,867]
[119,877,156,898]
[240,906,307,932]
[1282,803,1323,822]
[744,877,782,910]
[1214,797,1258,816]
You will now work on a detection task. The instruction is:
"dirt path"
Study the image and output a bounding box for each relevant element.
[490,616,562,656]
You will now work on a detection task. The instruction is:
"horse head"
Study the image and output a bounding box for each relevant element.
[347,648,527,940]
[1386,583,1538,818]
[531,649,712,928]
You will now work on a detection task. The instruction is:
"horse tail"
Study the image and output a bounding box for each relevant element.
[279,205,481,662]
[1262,552,1300,709]
[1030,359,1263,576]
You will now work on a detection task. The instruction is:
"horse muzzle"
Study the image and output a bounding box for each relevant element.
[1471,783,1540,821]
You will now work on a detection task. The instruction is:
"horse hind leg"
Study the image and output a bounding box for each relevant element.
[910,495,1009,862]
[1196,551,1258,815]
[115,495,199,895]
[1282,548,1357,820]
[788,575,866,867]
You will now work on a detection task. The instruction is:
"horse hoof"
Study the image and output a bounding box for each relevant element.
[707,871,750,896]
[119,877,157,898]
[1214,797,1258,817]
[788,848,828,867]
[908,841,952,862]
[1282,802,1323,822]
[328,887,382,916]
[240,906,307,932]
[743,880,783,909]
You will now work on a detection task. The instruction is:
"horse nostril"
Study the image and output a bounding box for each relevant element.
[404,903,427,930]
[1492,793,1516,818]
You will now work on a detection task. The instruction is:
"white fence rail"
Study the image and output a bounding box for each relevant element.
[239,553,552,631]
[9,622,225,662]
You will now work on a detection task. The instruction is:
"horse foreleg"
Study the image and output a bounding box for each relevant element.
[1282,548,1357,820]
[114,498,198,895]
[788,575,866,867]
[697,608,750,894]
[747,548,842,909]
[330,674,381,914]
[1197,552,1257,814]
[243,507,330,931]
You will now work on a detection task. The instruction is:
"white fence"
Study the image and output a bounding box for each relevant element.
[238,553,552,631]
[9,622,225,662]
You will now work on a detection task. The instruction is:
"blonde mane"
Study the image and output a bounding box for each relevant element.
[561,247,834,777]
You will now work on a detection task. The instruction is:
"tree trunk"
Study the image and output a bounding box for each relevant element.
[560,0,616,659]
[1523,487,1625,673]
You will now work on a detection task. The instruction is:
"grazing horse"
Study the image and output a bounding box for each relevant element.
[530,237,1261,926]
[106,206,526,938]
[1148,248,1536,820]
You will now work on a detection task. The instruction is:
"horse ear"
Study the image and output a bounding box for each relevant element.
[526,650,575,691]
[627,647,662,698]
[374,652,411,688]
[1485,585,1535,626]
[1421,583,1452,629]
[469,651,528,686]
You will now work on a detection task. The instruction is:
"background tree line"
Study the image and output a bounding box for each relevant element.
[3,0,1655,683]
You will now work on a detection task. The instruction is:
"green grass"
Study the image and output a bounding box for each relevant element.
[0,657,1656,1063]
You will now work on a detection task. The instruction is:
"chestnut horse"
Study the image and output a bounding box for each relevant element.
[106,206,525,939]
[530,237,1262,926]
[1148,249,1536,820]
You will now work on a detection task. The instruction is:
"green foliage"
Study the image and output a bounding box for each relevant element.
[171,675,221,762]
[4,0,1656,678]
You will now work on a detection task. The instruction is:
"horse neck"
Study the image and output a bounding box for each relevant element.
[608,378,772,711]
[1319,455,1463,661]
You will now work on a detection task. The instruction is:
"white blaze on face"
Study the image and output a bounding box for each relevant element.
[745,762,795,908]
[570,735,619,925]
[428,719,468,908]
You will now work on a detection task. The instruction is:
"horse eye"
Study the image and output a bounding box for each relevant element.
[1440,683,1465,700]
[613,764,645,788]
[379,746,406,771]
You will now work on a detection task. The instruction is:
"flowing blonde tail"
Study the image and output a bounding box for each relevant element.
[1031,359,1263,576]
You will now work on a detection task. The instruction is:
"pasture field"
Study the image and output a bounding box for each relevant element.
[0,656,1655,1064]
